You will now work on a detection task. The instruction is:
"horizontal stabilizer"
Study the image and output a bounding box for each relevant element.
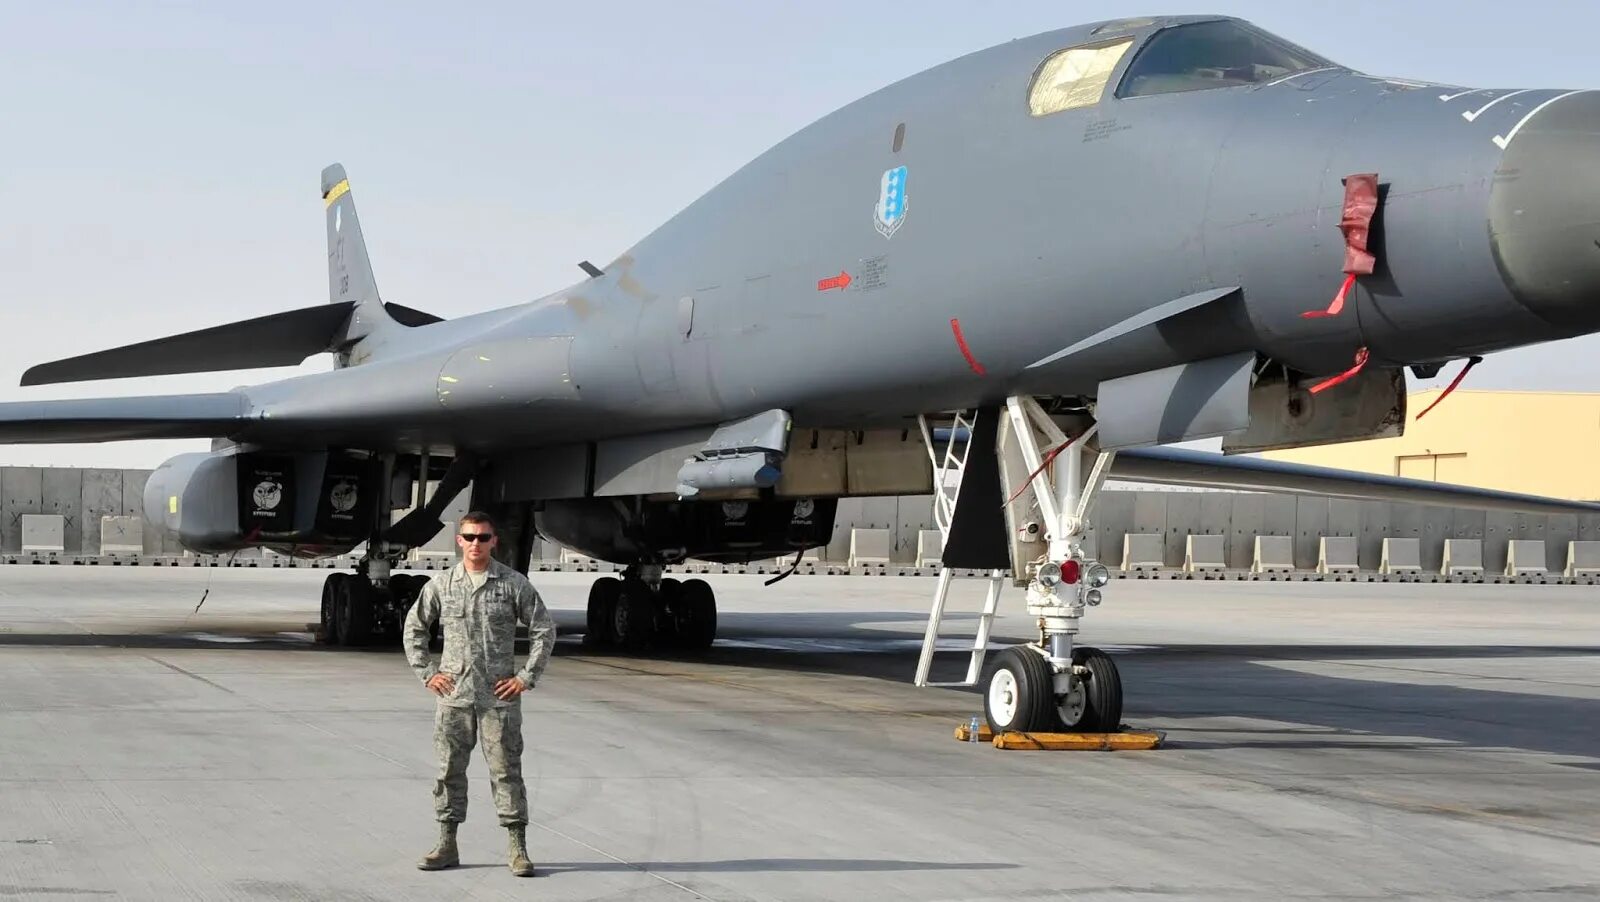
[383,302,445,327]
[21,303,356,386]
[1114,447,1600,516]
[0,393,248,443]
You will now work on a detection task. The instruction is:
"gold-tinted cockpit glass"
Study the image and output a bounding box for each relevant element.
[1027,39,1134,116]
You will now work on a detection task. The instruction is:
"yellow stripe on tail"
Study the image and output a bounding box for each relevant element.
[323,179,351,208]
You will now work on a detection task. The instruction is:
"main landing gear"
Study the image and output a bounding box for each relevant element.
[317,558,429,648]
[583,564,718,653]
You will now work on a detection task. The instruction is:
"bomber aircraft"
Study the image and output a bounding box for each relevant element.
[6,15,1600,733]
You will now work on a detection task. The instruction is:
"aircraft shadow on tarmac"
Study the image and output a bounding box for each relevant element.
[4,608,1597,763]
[570,628,1600,763]
[532,858,1019,875]
[614,637,1600,764]
[1114,649,1600,762]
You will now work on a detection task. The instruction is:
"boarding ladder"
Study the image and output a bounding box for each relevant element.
[913,410,1007,688]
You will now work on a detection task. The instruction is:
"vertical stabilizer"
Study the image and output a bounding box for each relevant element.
[321,163,398,366]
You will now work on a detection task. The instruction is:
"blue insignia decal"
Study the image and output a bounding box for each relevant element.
[874,165,908,239]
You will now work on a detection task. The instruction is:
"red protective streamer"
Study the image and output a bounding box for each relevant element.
[950,318,986,376]
[1302,173,1379,318]
[1302,273,1357,319]
[1415,356,1483,419]
[1004,436,1077,506]
[1309,346,1371,395]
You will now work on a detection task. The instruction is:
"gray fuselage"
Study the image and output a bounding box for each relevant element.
[239,15,1600,456]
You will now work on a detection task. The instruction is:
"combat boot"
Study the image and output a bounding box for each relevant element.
[417,822,460,871]
[507,824,535,877]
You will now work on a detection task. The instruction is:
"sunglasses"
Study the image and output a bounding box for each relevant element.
[458,532,495,543]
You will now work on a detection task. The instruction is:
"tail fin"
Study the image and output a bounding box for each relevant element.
[321,163,400,366]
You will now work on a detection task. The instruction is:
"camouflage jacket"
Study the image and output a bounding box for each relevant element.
[402,559,556,708]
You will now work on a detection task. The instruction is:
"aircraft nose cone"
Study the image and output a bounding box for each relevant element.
[1489,91,1600,333]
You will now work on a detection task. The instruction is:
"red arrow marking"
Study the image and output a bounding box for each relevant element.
[817,271,852,291]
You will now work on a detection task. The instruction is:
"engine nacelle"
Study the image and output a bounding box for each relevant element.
[145,448,378,557]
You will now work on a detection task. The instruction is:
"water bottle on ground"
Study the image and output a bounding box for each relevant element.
[968,715,982,743]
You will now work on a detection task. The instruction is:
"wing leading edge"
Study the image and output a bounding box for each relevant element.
[0,393,250,443]
[1113,447,1600,516]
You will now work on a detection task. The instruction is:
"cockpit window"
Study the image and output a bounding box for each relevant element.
[1028,39,1134,116]
[1117,20,1334,98]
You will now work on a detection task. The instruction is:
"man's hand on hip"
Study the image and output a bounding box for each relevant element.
[426,673,456,696]
[493,677,528,701]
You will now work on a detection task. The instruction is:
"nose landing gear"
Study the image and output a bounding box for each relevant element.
[919,398,1126,736]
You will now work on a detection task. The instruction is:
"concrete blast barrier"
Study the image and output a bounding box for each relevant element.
[1566,541,1600,577]
[559,547,599,568]
[915,529,944,568]
[1504,540,1547,577]
[1251,535,1295,573]
[2,467,44,553]
[1380,537,1423,574]
[1183,535,1226,573]
[21,514,65,553]
[848,528,892,567]
[1121,534,1165,572]
[41,468,83,557]
[1316,536,1360,574]
[1441,538,1485,577]
[81,469,124,555]
[101,516,144,555]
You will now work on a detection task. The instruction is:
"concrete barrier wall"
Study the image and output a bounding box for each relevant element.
[828,489,1600,573]
[0,467,171,555]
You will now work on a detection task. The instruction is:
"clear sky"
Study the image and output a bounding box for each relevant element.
[2,1,1597,469]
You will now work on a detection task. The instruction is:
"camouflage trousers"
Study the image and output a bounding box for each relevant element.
[432,702,527,826]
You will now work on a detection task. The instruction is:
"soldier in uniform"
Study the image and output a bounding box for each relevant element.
[402,511,556,877]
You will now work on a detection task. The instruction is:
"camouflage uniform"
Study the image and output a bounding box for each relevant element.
[403,559,556,826]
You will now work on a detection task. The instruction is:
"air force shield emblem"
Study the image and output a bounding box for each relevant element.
[874,165,908,239]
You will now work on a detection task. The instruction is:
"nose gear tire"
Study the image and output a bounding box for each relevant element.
[983,646,1056,734]
[1067,646,1123,733]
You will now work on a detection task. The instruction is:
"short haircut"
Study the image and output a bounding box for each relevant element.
[458,510,496,533]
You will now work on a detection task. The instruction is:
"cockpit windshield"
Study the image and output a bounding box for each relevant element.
[1118,20,1335,98]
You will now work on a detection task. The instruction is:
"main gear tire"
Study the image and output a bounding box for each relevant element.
[612,580,657,653]
[335,576,376,648]
[388,573,423,643]
[656,578,683,644]
[585,577,621,646]
[320,573,346,645]
[675,578,717,652]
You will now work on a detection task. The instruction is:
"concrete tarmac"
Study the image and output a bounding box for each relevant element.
[1,568,1597,901]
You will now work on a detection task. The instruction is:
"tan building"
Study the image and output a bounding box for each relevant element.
[1259,390,1600,502]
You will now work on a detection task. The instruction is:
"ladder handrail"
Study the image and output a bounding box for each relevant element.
[918,409,977,540]
[914,407,1003,689]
